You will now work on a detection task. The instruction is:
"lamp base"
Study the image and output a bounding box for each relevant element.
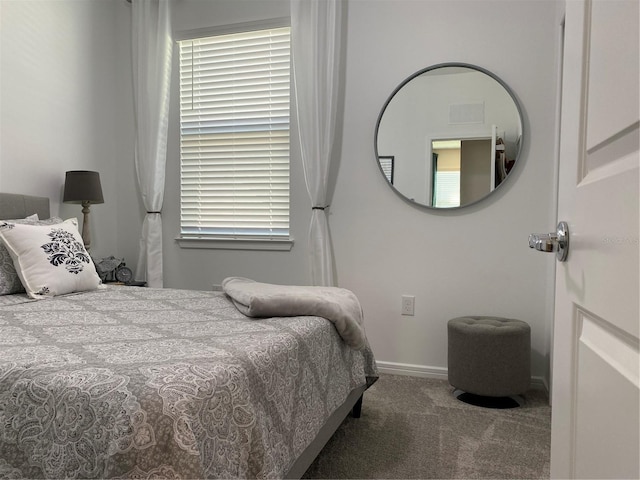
[81,201,92,252]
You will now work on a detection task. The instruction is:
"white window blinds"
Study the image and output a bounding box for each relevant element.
[433,171,461,208]
[179,26,290,238]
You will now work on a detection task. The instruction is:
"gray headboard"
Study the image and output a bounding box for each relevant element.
[0,193,50,220]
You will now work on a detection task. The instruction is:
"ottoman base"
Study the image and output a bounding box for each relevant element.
[453,389,524,409]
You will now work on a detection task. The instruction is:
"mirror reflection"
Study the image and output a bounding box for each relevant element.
[375,64,523,209]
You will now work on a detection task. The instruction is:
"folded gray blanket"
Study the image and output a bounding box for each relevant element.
[221,277,366,350]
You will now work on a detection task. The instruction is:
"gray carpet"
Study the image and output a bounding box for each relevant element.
[303,374,551,479]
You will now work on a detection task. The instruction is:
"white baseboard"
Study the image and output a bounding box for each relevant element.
[376,361,549,394]
[376,361,448,380]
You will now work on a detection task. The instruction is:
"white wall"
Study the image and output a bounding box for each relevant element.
[159,0,559,385]
[0,0,560,387]
[0,0,120,260]
[330,0,559,384]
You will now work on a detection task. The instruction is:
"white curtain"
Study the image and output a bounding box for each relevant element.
[131,0,172,287]
[291,0,343,286]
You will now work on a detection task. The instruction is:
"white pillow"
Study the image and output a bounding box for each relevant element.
[0,214,46,295]
[0,218,101,298]
[0,215,66,295]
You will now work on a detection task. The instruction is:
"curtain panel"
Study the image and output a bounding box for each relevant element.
[291,0,344,286]
[131,0,172,287]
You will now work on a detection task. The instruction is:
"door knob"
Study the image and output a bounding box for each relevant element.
[529,221,569,262]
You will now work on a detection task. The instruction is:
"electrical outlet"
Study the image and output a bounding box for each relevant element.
[401,295,415,316]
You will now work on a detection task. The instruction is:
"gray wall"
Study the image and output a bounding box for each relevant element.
[0,0,560,387]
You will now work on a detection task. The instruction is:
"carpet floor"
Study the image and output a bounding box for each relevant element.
[303,374,551,479]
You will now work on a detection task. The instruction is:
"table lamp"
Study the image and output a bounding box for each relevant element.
[63,170,104,252]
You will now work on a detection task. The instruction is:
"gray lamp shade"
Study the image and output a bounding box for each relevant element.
[63,171,104,204]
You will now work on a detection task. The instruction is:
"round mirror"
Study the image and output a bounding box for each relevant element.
[375,63,523,209]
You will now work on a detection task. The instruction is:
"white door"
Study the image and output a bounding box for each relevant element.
[550,0,639,478]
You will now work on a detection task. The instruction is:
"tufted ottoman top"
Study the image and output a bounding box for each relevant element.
[448,316,530,336]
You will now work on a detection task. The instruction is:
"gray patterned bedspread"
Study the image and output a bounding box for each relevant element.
[0,286,378,479]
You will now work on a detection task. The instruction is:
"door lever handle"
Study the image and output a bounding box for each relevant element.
[529,221,569,262]
[529,233,557,252]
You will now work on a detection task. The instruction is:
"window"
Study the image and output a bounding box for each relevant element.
[178,25,291,244]
[433,171,461,208]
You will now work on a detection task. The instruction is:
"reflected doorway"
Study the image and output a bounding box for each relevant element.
[432,138,492,207]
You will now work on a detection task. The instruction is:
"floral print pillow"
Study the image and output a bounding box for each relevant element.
[0,218,101,299]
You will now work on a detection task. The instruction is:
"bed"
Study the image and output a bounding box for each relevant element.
[0,193,378,479]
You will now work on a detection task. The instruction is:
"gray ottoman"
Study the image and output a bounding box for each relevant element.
[448,316,531,405]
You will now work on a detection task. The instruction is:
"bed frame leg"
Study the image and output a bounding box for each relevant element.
[351,395,363,418]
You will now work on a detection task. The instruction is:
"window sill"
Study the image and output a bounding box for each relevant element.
[175,236,294,251]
